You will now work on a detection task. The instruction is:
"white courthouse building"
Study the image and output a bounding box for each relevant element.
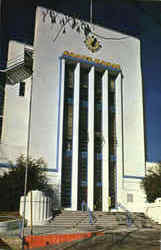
[0,7,146,212]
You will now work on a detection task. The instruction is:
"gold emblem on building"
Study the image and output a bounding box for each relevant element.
[84,35,102,53]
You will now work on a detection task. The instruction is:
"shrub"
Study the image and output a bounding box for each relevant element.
[141,163,161,202]
[0,155,50,211]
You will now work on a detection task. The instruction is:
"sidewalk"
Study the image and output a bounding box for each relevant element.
[29,229,161,250]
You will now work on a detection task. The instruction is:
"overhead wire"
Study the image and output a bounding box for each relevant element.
[89,0,130,41]
[92,32,130,40]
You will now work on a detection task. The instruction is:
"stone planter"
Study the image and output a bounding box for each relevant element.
[20,190,52,226]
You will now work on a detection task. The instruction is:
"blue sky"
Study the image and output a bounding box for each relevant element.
[141,25,161,162]
[1,0,161,162]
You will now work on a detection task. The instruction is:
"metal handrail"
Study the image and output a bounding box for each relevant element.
[0,215,23,238]
[117,203,135,227]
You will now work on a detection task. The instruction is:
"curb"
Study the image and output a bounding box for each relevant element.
[24,231,104,249]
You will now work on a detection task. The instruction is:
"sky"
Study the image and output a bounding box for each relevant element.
[134,5,161,162]
[1,0,161,162]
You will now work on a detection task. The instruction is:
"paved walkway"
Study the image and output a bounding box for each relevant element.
[0,212,160,249]
[31,229,161,250]
[0,225,160,249]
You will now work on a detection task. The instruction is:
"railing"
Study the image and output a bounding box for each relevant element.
[117,203,135,227]
[87,209,96,225]
[0,215,22,237]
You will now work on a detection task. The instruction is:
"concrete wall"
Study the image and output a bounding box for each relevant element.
[145,198,161,224]
[120,162,160,212]
[1,76,31,163]
[29,7,145,183]
[0,7,146,210]
[7,41,24,68]
[120,178,146,212]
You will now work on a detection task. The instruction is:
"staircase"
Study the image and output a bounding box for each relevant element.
[50,211,160,232]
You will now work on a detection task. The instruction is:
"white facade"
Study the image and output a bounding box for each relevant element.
[0,7,146,212]
[0,78,31,163]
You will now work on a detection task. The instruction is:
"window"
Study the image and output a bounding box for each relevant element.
[65,98,73,104]
[96,153,102,160]
[64,151,72,157]
[65,64,75,88]
[19,82,25,97]
[127,193,133,203]
[110,155,116,162]
[81,152,87,159]
[80,100,88,108]
[0,116,3,141]
[110,105,115,113]
[96,103,102,111]
[60,55,120,209]
[0,73,5,141]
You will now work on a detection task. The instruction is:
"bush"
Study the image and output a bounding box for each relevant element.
[0,155,51,211]
[141,163,161,202]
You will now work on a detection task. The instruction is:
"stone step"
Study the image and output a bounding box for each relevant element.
[50,210,160,231]
[53,219,151,224]
[53,218,151,223]
[60,211,145,215]
[53,218,153,223]
[53,217,118,221]
[52,221,118,226]
[52,221,118,225]
[52,222,118,226]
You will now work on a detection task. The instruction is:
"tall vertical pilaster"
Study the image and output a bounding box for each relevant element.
[102,70,109,212]
[115,73,123,207]
[71,63,80,210]
[58,59,65,207]
[87,66,95,211]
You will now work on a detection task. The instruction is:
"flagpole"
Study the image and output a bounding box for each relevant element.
[21,72,33,250]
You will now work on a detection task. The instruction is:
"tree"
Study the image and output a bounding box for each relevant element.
[141,163,161,203]
[0,155,51,211]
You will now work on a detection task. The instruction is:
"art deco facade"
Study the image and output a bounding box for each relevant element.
[58,53,122,211]
[0,7,146,212]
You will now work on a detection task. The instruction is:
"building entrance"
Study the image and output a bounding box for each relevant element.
[61,60,117,211]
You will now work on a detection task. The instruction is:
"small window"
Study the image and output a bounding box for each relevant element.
[64,141,72,151]
[0,116,3,140]
[127,193,133,203]
[96,153,102,160]
[81,180,87,187]
[19,82,25,97]
[81,152,87,159]
[64,151,72,157]
[110,105,115,113]
[65,98,73,104]
[96,103,102,111]
[110,155,116,162]
[80,100,88,108]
